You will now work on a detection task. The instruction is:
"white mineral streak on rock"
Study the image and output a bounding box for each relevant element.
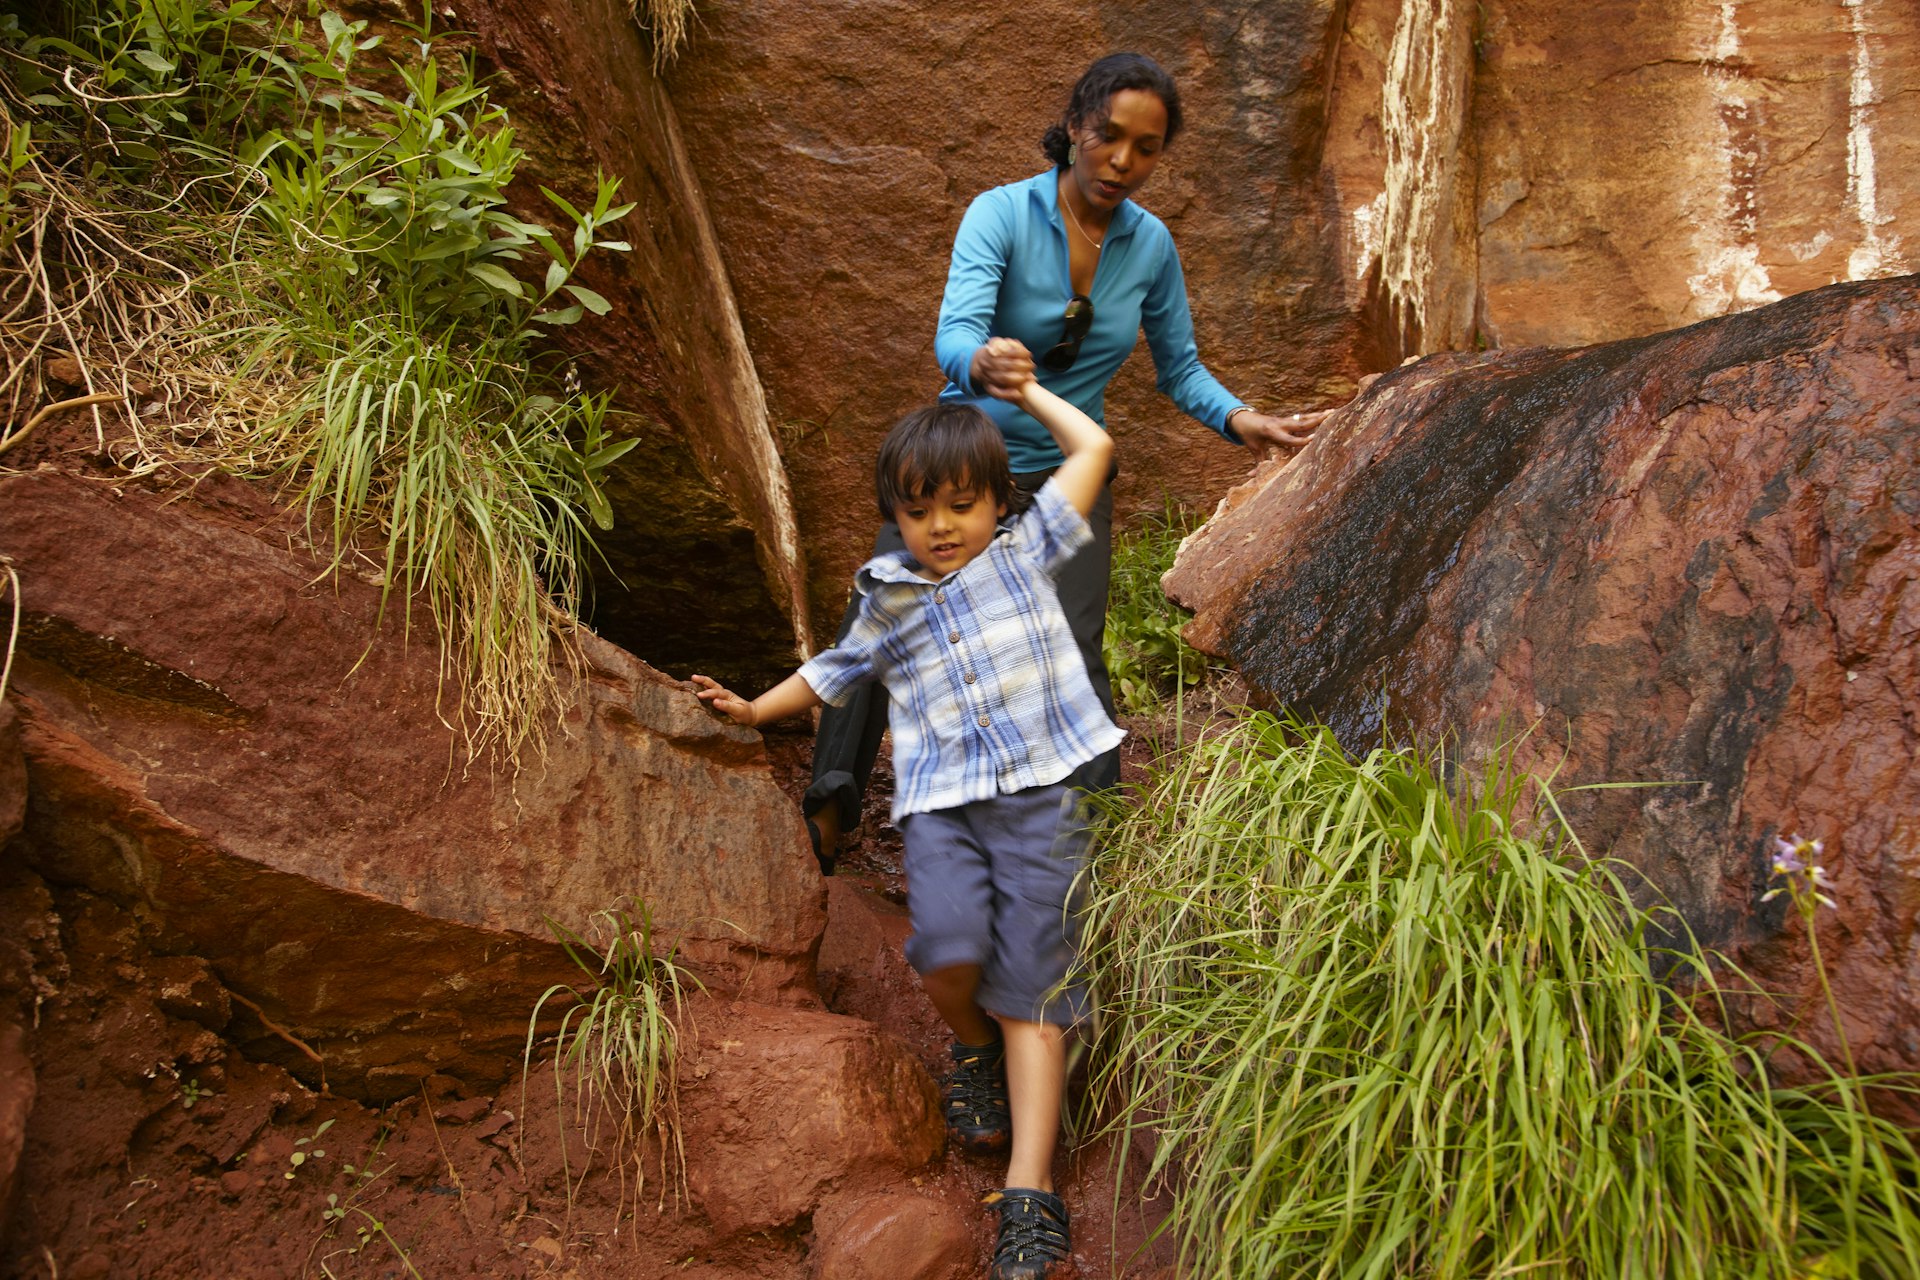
[1685,3,1782,321]
[653,78,813,655]
[1373,0,1476,353]
[1790,230,1836,263]
[1350,193,1384,282]
[1844,0,1902,279]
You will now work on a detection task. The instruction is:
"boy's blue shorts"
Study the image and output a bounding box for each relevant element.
[899,782,1092,1029]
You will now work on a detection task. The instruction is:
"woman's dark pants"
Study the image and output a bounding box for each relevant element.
[802,470,1119,830]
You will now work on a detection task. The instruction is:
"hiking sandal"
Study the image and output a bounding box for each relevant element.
[982,1186,1074,1279]
[943,1038,1011,1154]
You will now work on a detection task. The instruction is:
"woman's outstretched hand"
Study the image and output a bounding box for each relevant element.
[970,337,1036,402]
[692,674,757,727]
[1229,408,1330,460]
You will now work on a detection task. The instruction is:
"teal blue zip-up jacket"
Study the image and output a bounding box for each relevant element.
[935,169,1246,472]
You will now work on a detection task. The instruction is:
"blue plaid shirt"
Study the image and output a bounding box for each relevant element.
[798,478,1125,821]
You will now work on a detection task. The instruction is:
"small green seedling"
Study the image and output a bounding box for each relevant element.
[179,1078,210,1110]
[285,1118,334,1179]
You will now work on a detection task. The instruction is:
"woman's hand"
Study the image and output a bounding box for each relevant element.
[692,674,757,727]
[1228,408,1329,460]
[970,337,1036,402]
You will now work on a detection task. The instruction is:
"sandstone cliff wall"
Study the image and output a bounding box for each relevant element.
[664,0,1376,633]
[1334,0,1919,355]
[648,1,1915,646]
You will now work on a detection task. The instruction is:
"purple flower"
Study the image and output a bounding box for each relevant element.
[1765,833,1836,910]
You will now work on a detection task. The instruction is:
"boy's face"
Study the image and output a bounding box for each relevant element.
[896,480,1006,580]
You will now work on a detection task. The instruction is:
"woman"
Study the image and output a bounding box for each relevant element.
[806,52,1317,865]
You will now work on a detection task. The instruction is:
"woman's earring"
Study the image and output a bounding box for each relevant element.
[1067,142,1078,165]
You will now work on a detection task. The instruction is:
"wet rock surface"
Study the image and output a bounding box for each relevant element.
[1167,274,1920,1077]
[0,468,825,1099]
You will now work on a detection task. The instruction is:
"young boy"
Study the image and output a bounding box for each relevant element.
[692,356,1120,1280]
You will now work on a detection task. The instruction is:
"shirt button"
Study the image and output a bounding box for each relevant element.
[977,714,991,727]
[964,672,976,684]
[934,591,946,604]
[948,630,961,643]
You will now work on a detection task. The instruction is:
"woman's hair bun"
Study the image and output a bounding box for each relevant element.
[1041,123,1073,167]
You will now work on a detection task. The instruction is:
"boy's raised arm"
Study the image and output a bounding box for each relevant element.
[692,671,822,728]
[1017,374,1114,519]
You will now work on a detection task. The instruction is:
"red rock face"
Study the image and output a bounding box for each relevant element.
[0,701,22,852]
[0,470,826,1100]
[678,1002,944,1237]
[809,1189,976,1280]
[1167,274,1920,1077]
[663,0,1376,637]
[644,0,1915,653]
[0,1021,31,1238]
[1325,0,1920,356]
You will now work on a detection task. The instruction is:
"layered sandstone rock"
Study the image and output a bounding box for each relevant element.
[0,470,826,1100]
[1316,0,1918,354]
[1166,274,1920,1076]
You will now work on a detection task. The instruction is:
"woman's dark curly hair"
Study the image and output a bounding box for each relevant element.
[1041,53,1183,168]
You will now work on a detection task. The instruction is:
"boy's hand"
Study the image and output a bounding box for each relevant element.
[692,674,757,727]
[970,337,1035,402]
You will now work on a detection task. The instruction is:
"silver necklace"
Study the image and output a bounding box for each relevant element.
[1061,193,1105,250]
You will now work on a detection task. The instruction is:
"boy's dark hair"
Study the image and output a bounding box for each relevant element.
[1041,53,1184,168]
[874,403,1017,522]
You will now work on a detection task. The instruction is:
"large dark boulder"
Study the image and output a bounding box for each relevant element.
[1167,275,1920,1076]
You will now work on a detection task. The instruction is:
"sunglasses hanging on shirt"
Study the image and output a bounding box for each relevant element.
[1041,294,1094,372]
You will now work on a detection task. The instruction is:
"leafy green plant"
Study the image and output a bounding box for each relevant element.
[525,900,698,1217]
[1,0,297,179]
[1082,712,1920,1279]
[4,0,642,758]
[217,13,636,754]
[1,0,271,434]
[178,1076,210,1110]
[1103,500,1208,716]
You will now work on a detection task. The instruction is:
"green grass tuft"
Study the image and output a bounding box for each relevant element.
[1103,500,1209,717]
[1083,712,1920,1279]
[4,1,640,759]
[527,901,697,1219]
